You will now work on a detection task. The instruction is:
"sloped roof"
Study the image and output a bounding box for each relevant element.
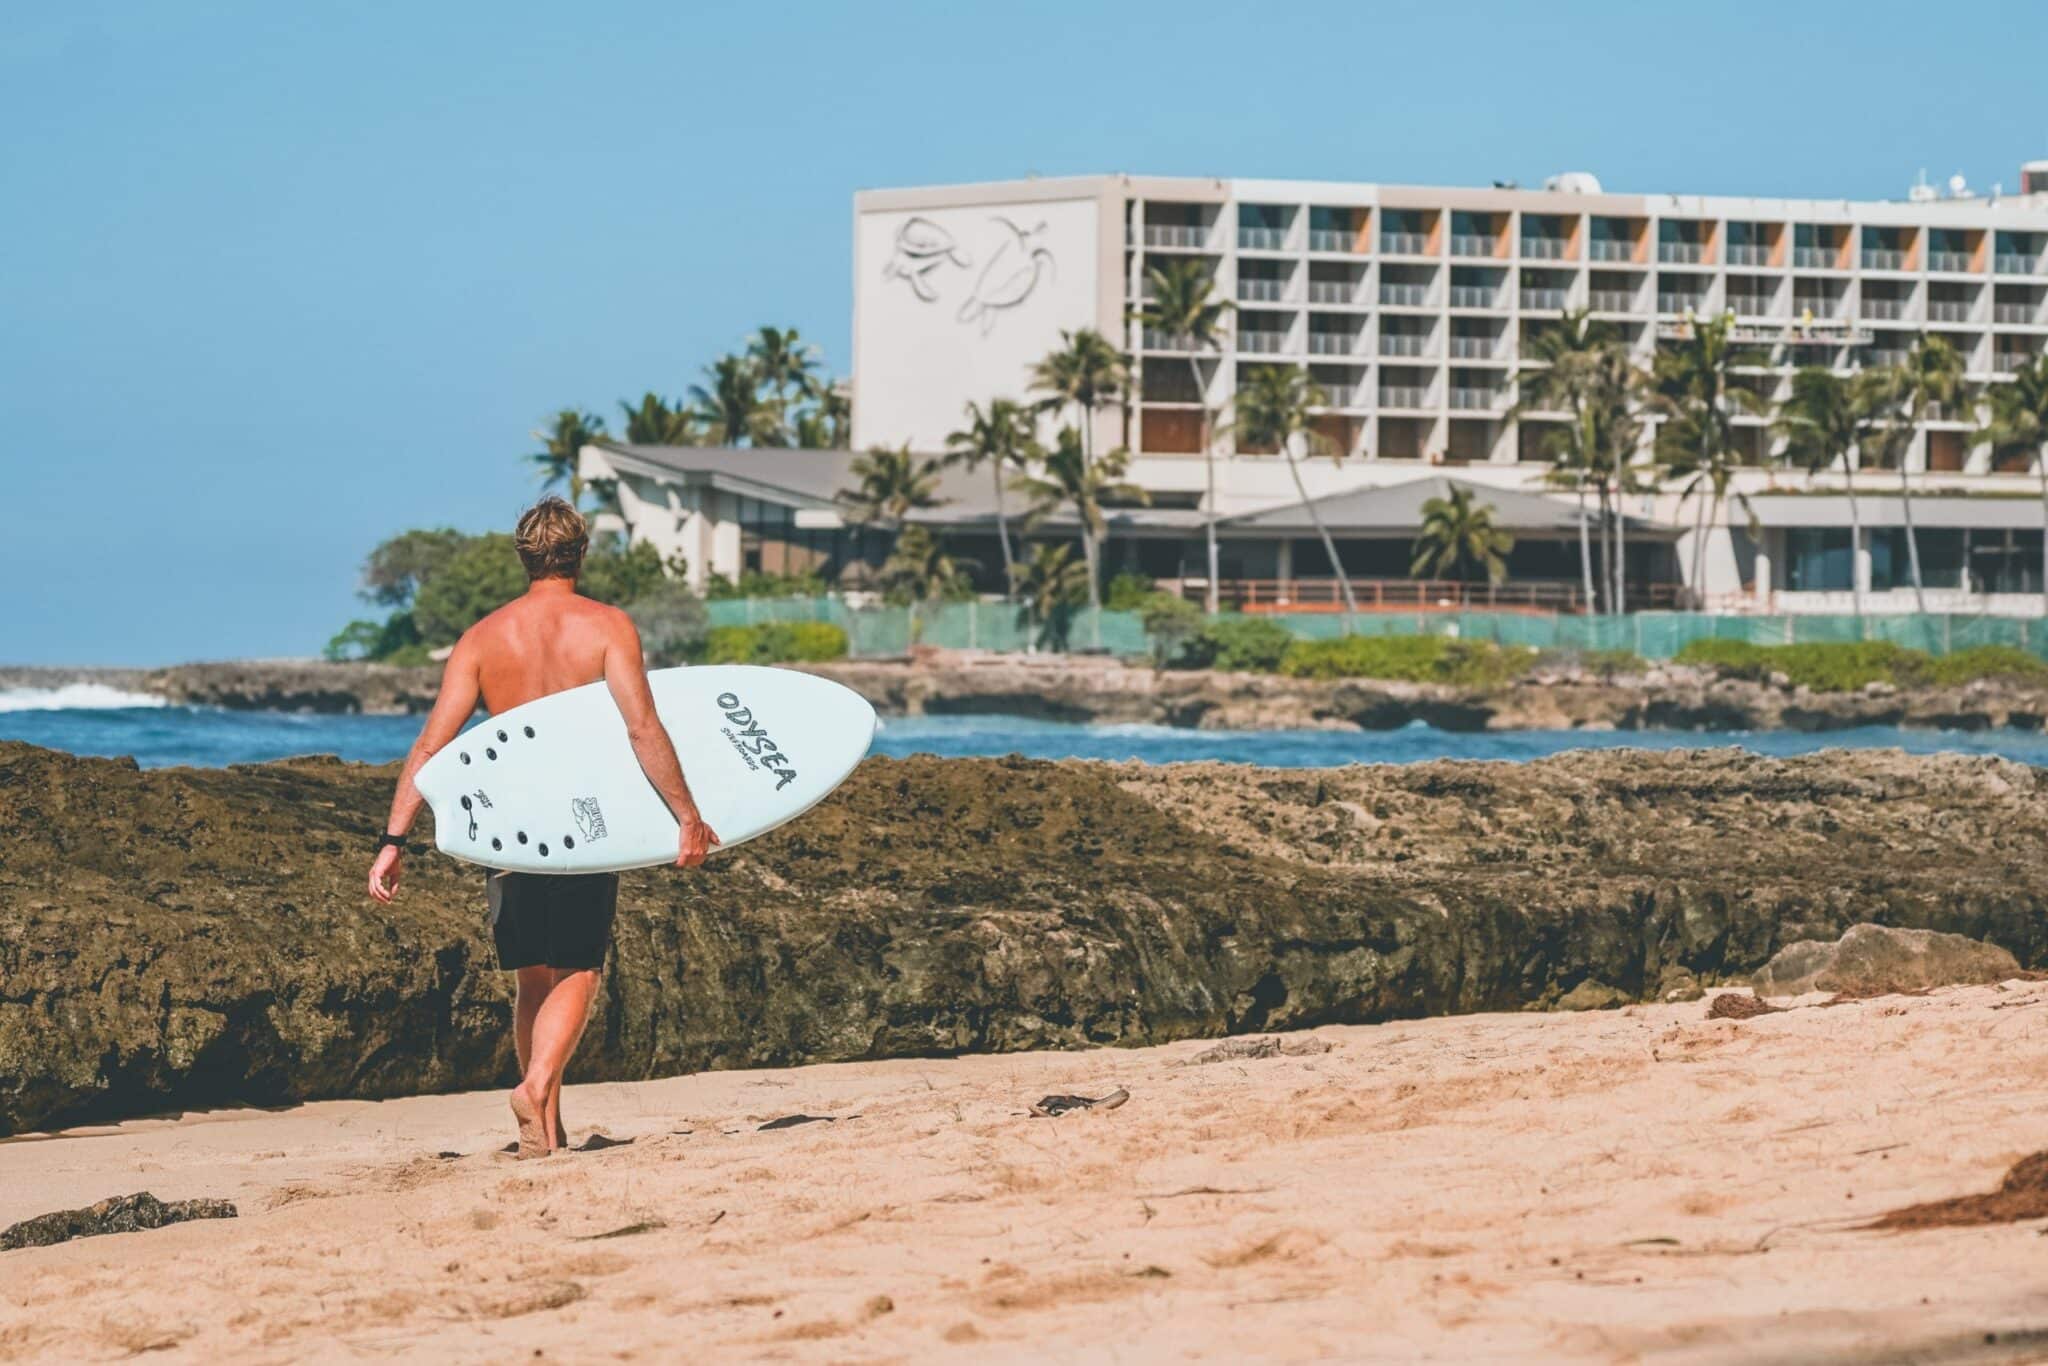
[1219,475,1675,538]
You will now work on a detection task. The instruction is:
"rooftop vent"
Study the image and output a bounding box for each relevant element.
[2025,161,2048,197]
[1543,171,1602,195]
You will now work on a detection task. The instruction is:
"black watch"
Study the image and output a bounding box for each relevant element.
[375,833,406,851]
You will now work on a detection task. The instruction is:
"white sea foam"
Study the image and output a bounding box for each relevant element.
[0,683,169,713]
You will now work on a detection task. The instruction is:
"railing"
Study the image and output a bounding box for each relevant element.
[1447,285,1499,308]
[1197,577,1690,615]
[1238,226,1288,251]
[1996,254,2043,275]
[1143,224,1209,249]
[1656,293,1706,314]
[1521,288,1568,309]
[1727,294,1774,315]
[1521,237,1569,260]
[1588,289,1635,312]
[1320,384,1368,407]
[1994,303,2039,324]
[1380,283,1432,307]
[1658,241,1704,264]
[1238,330,1289,354]
[1929,250,1974,273]
[1861,299,1906,320]
[1142,327,1199,352]
[1378,385,1432,408]
[1380,231,1429,255]
[1379,333,1434,357]
[1862,248,1906,270]
[1864,347,1908,367]
[1726,244,1771,266]
[1307,332,1359,356]
[1927,300,1974,322]
[1996,352,2039,373]
[1447,335,1500,359]
[1794,298,1843,319]
[1450,233,1498,257]
[1793,246,1838,269]
[1588,239,1635,262]
[1307,280,1358,304]
[1449,387,1506,410]
[1237,278,1287,302]
[1141,380,1204,404]
[1306,228,1359,253]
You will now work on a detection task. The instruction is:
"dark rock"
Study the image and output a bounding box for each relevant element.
[0,1192,236,1250]
[1753,923,2023,999]
[1707,993,1783,1020]
[1181,1036,1334,1065]
[1555,980,1633,1011]
[3,742,2048,1135]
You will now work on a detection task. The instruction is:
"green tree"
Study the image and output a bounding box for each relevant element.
[1410,485,1514,585]
[1009,542,1091,652]
[578,535,668,606]
[880,525,977,643]
[1775,367,1872,617]
[411,533,527,645]
[1138,591,1203,670]
[528,409,607,505]
[1029,328,1128,471]
[746,326,820,407]
[1652,314,1767,607]
[946,397,1038,599]
[1130,259,1233,613]
[619,393,698,445]
[690,354,781,446]
[1229,365,1358,625]
[626,578,710,666]
[1860,335,1969,611]
[841,443,945,531]
[359,527,467,608]
[1514,310,1622,611]
[1982,354,2048,612]
[1012,427,1147,636]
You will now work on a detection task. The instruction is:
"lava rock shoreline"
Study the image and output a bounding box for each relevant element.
[2,741,2044,1135]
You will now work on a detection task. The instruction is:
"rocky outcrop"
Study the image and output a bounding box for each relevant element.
[0,1194,237,1251]
[2,742,2044,1135]
[1753,923,2024,998]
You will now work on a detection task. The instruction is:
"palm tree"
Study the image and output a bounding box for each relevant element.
[946,398,1038,600]
[747,326,820,407]
[1981,354,2048,612]
[1029,329,1128,470]
[1012,427,1147,642]
[528,409,608,505]
[1411,485,1514,585]
[690,354,781,446]
[1889,333,1969,611]
[1775,367,1869,617]
[1228,365,1359,624]
[1513,310,1622,611]
[1652,314,1768,607]
[840,444,945,531]
[1130,259,1233,613]
[813,380,852,447]
[879,525,976,644]
[1009,542,1092,652]
[619,392,698,445]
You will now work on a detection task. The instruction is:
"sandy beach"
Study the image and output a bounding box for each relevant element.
[6,981,2048,1363]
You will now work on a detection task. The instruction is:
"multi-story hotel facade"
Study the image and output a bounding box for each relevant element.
[842,164,2048,613]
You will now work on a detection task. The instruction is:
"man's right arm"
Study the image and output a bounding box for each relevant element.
[603,613,719,867]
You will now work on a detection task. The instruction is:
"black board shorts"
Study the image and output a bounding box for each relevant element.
[487,871,620,972]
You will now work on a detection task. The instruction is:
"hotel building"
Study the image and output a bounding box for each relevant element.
[586,161,2048,614]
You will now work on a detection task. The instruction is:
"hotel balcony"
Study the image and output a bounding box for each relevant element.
[1927,300,1975,323]
[1995,302,2040,324]
[1319,382,1369,408]
[1588,239,1635,262]
[1142,327,1202,352]
[1449,386,1508,411]
[1380,282,1433,307]
[1588,288,1635,312]
[1307,279,1359,305]
[1237,278,1288,303]
[1793,246,1838,269]
[1143,224,1211,249]
[1997,254,2043,275]
[1447,336,1503,360]
[1379,384,1433,409]
[1238,330,1289,354]
[1447,284,1500,309]
[1795,298,1845,319]
[1238,226,1289,251]
[1306,332,1362,357]
[1380,231,1429,255]
[1521,287,1568,310]
[1657,293,1707,314]
[1520,236,1569,260]
[1658,242,1705,265]
[1861,248,1906,271]
[1728,293,1775,315]
[1861,299,1907,320]
[1929,250,1974,273]
[1725,244,1771,266]
[1865,347,1908,367]
[1450,233,1499,258]
[1306,228,1361,253]
[1995,351,2039,373]
[1379,333,1436,358]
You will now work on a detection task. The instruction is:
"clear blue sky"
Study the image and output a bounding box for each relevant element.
[6,0,2044,664]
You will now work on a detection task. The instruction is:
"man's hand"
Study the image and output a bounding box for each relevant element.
[368,845,403,902]
[676,814,720,869]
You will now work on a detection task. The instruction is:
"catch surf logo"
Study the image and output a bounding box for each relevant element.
[570,797,608,843]
[717,691,797,791]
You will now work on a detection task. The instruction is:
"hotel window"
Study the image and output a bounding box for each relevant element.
[1783,529,1853,591]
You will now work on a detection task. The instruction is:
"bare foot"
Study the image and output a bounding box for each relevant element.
[509,1085,550,1159]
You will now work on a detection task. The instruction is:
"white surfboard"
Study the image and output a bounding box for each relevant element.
[413,664,876,875]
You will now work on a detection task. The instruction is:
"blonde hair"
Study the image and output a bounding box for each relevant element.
[514,496,589,580]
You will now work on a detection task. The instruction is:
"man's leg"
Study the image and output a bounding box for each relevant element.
[513,967,600,1155]
[513,966,570,1149]
[539,968,598,1149]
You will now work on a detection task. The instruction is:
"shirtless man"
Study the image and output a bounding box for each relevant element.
[366,496,718,1157]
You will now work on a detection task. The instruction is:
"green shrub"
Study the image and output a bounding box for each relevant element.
[1176,617,1296,672]
[1674,639,1933,692]
[410,533,527,645]
[1925,645,2048,686]
[1138,592,1204,669]
[1277,635,1535,687]
[704,621,850,665]
[1104,572,1157,612]
[626,579,710,667]
[704,570,827,601]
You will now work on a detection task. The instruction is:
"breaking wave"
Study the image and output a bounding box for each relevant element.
[0,683,169,713]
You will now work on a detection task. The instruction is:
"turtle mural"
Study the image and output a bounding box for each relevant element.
[880,216,971,303]
[956,217,1055,336]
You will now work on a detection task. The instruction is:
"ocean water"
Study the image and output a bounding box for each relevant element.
[6,683,2048,770]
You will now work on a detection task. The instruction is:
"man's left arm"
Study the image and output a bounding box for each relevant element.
[368,637,482,903]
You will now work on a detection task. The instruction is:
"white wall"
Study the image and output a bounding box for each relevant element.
[853,196,1102,453]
